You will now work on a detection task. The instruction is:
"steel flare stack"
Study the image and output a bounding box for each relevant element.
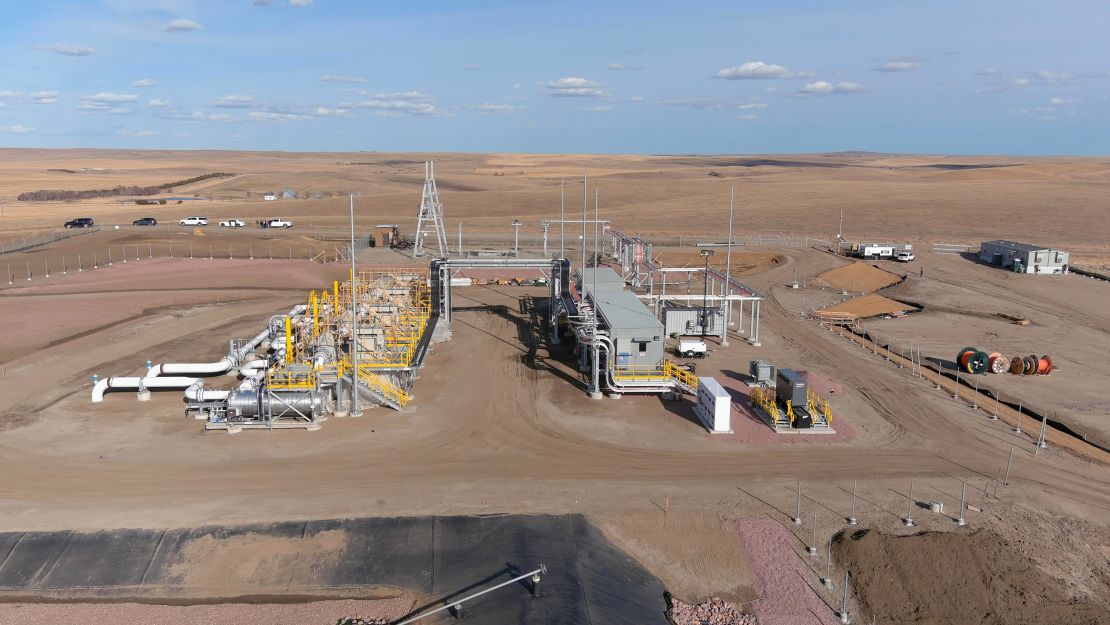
[91,268,434,432]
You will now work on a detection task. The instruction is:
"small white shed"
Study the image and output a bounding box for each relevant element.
[694,376,732,433]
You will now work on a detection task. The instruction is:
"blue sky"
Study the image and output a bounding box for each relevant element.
[0,0,1107,154]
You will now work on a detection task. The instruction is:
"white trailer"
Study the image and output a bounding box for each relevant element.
[854,242,895,259]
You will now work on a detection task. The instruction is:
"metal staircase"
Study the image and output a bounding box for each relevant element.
[356,367,411,410]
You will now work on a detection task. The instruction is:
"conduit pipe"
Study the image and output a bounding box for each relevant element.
[144,304,305,377]
[92,376,199,403]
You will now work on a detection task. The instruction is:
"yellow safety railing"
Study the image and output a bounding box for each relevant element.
[356,364,410,407]
[265,367,317,390]
[610,360,698,392]
[807,388,834,425]
[663,360,698,392]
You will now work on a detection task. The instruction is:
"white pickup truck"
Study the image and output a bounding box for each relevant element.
[259,218,293,228]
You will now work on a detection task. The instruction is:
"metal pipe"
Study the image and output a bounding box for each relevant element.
[394,565,547,625]
[92,376,200,402]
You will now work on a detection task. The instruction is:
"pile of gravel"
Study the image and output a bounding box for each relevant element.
[668,596,754,625]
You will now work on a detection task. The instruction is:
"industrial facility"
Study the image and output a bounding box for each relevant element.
[979,240,1070,274]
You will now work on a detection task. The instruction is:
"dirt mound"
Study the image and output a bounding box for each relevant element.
[815,293,914,320]
[832,529,1107,625]
[817,262,901,292]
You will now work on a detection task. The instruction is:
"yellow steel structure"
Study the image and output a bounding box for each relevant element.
[262,268,430,404]
[611,359,699,392]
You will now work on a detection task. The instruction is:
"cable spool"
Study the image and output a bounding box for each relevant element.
[1022,355,1038,375]
[957,347,978,373]
[989,353,1008,374]
[1037,355,1053,375]
[1009,357,1025,374]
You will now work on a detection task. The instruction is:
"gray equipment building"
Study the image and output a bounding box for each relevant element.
[661,301,725,336]
[578,267,665,368]
[979,240,1069,274]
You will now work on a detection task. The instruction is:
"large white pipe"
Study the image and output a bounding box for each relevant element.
[145,304,305,377]
[185,380,231,402]
[91,376,199,402]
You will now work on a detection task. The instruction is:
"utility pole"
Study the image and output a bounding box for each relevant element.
[722,185,734,343]
[349,194,362,417]
[512,219,522,255]
[560,177,565,258]
[700,249,714,338]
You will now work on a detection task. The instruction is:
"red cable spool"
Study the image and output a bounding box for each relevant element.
[1037,355,1053,375]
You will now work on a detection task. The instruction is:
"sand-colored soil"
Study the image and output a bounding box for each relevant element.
[816,262,902,292]
[0,598,410,625]
[833,529,1108,625]
[3,150,1110,259]
[815,293,916,320]
[0,151,1109,614]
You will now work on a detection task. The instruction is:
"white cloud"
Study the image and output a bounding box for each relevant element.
[78,92,137,113]
[211,94,256,108]
[546,77,604,97]
[737,114,759,120]
[149,98,171,107]
[627,96,645,102]
[34,43,95,56]
[83,92,138,103]
[321,75,365,83]
[655,97,766,110]
[1049,97,1076,105]
[472,103,525,113]
[461,65,483,71]
[0,90,19,97]
[131,78,157,87]
[715,61,800,80]
[976,67,1002,76]
[795,81,864,96]
[357,91,437,116]
[0,125,35,134]
[249,111,309,122]
[119,129,160,137]
[188,111,234,122]
[873,60,920,72]
[164,18,203,32]
[253,0,274,4]
[31,91,59,104]
[289,0,313,6]
[607,63,641,71]
[311,107,349,117]
[582,105,613,112]
[1036,69,1077,85]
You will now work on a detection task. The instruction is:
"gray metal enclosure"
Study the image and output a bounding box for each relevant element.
[662,302,724,336]
[979,240,1069,274]
[579,267,665,368]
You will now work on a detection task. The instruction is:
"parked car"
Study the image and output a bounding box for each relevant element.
[219,219,245,228]
[63,217,95,229]
[132,217,157,226]
[179,216,209,226]
[259,218,293,228]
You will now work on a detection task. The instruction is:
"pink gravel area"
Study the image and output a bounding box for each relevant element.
[670,596,756,625]
[710,376,857,445]
[0,597,412,625]
[735,518,841,625]
[3,257,340,295]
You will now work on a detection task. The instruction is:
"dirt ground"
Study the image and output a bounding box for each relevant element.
[832,528,1109,625]
[0,150,1108,622]
[0,598,410,625]
[816,293,916,320]
[3,150,1110,260]
[815,261,902,293]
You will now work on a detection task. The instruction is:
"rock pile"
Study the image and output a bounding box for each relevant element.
[336,618,389,625]
[668,596,755,625]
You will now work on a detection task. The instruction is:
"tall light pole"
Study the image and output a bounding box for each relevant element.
[512,219,522,256]
[700,249,714,338]
[349,194,362,417]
